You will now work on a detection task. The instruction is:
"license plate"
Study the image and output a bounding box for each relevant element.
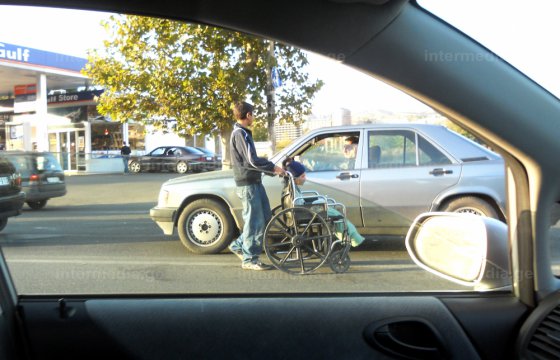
[47,177,60,183]
[0,177,8,185]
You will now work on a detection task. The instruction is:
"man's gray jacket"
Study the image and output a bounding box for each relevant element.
[230,123,275,186]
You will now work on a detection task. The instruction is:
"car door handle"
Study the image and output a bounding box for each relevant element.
[364,319,447,359]
[429,168,453,176]
[336,172,359,180]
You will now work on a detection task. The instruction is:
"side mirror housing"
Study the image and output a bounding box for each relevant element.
[405,212,510,291]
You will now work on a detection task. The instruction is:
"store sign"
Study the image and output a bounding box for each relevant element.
[47,90,103,105]
[0,42,87,72]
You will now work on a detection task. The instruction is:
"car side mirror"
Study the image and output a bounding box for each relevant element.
[405,212,510,291]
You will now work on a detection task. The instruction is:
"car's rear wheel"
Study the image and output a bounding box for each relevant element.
[129,161,141,173]
[177,198,234,254]
[0,218,7,232]
[176,161,189,174]
[27,200,47,210]
[441,196,499,219]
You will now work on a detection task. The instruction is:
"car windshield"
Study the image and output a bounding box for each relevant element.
[0,4,522,294]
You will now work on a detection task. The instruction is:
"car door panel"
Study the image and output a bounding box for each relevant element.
[360,165,461,228]
[18,295,527,360]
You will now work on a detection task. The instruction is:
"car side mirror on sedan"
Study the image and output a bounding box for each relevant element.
[405,212,511,291]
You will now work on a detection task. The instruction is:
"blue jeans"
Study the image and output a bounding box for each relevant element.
[122,155,129,173]
[229,183,271,264]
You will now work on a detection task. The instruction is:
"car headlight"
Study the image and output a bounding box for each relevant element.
[158,189,169,206]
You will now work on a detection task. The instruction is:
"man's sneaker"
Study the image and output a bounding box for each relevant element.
[230,248,243,261]
[242,261,273,271]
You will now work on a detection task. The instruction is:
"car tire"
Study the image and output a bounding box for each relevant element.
[0,218,7,232]
[129,161,141,173]
[27,200,47,210]
[441,196,499,219]
[176,161,189,174]
[177,198,234,254]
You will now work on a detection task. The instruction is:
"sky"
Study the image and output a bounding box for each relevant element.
[0,3,558,115]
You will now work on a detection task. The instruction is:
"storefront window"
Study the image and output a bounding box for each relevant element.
[91,122,122,150]
[128,123,145,150]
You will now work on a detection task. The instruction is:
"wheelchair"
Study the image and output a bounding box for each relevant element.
[263,172,352,275]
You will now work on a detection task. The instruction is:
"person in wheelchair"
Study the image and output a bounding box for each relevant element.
[282,158,365,247]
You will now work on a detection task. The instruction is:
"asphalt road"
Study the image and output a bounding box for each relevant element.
[0,172,465,295]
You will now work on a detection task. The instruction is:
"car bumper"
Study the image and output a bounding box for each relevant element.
[0,191,25,218]
[24,187,67,201]
[150,207,177,235]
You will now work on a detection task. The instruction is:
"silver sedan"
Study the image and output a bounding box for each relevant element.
[150,123,505,254]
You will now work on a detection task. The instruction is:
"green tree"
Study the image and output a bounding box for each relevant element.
[83,15,322,163]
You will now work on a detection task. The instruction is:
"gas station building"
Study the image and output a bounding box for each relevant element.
[0,41,152,172]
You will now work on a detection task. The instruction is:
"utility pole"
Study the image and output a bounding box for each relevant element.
[266,40,276,155]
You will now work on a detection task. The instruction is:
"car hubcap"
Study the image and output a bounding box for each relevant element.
[130,163,140,172]
[455,207,485,216]
[177,163,188,173]
[186,210,222,246]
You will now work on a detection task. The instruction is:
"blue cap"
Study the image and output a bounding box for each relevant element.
[287,160,306,178]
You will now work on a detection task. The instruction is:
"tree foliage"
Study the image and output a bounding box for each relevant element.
[83,15,323,159]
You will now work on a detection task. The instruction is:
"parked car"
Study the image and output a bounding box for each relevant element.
[0,155,25,231]
[150,123,506,254]
[2,151,66,210]
[128,146,214,174]
[195,147,222,170]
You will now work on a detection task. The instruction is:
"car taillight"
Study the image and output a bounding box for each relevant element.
[29,174,40,184]
[199,156,206,161]
[12,174,21,187]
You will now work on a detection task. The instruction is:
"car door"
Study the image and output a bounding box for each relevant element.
[143,147,166,171]
[291,130,363,226]
[360,128,461,229]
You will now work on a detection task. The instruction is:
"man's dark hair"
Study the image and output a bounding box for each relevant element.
[345,136,359,144]
[233,101,254,120]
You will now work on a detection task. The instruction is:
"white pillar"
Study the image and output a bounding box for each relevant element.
[35,73,48,151]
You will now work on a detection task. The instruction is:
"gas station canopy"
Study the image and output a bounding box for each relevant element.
[0,41,89,99]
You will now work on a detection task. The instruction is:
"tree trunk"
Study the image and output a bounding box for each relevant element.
[220,125,233,169]
[266,40,276,154]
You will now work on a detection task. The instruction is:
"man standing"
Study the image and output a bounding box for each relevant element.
[229,101,284,270]
[120,142,132,174]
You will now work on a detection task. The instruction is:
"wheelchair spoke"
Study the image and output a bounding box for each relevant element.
[268,241,291,249]
[300,213,318,235]
[279,246,297,266]
[302,243,326,261]
[297,247,305,273]
[290,209,299,235]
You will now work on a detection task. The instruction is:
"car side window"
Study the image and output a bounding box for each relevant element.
[417,136,451,165]
[151,148,166,156]
[368,130,417,168]
[296,132,360,172]
[368,130,452,168]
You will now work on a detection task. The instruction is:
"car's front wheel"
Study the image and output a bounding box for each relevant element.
[27,200,47,210]
[0,218,7,232]
[129,161,141,173]
[176,161,189,174]
[177,198,235,254]
[441,196,500,219]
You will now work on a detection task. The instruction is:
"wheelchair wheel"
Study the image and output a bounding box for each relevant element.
[329,250,351,274]
[264,207,332,275]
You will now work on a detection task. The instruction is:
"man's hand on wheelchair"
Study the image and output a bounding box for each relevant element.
[273,165,286,176]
